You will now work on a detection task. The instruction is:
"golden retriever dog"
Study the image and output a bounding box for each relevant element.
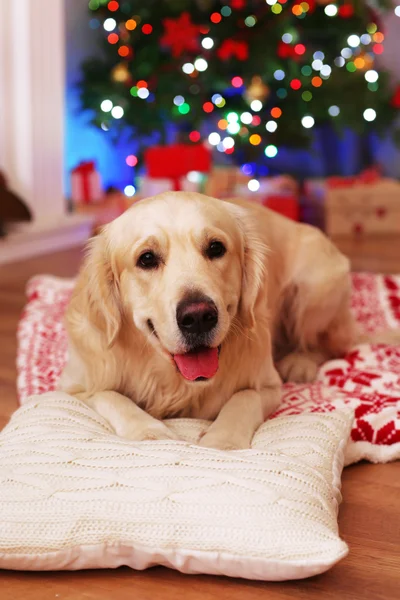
[59,191,364,449]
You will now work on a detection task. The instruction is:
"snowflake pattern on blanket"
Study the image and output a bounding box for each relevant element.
[17,273,400,464]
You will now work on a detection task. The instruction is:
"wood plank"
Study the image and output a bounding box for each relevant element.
[0,241,399,599]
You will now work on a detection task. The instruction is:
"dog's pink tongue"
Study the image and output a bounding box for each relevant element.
[174,347,219,381]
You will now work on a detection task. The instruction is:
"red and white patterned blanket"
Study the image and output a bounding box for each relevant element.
[17,273,400,465]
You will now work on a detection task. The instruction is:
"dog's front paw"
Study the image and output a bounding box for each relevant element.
[277,352,319,383]
[122,420,179,442]
[199,429,251,451]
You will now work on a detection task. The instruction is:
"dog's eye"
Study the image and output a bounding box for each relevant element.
[206,241,226,260]
[137,251,159,269]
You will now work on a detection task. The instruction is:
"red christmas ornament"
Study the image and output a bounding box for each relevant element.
[217,39,248,61]
[231,0,245,8]
[391,85,400,108]
[338,3,354,18]
[277,41,294,59]
[161,12,199,57]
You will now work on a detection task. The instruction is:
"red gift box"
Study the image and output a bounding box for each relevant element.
[263,195,300,221]
[144,144,211,191]
[71,161,102,205]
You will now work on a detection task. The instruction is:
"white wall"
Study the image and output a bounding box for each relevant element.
[0,0,65,220]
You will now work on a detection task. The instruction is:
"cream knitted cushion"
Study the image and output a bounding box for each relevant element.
[0,392,353,581]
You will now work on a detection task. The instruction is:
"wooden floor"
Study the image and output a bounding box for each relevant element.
[1,240,400,599]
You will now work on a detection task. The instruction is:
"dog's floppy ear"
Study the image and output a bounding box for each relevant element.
[67,231,122,349]
[226,202,269,330]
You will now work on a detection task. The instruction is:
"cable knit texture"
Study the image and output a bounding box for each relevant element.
[0,393,352,580]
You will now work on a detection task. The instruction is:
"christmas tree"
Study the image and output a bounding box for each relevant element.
[80,0,399,173]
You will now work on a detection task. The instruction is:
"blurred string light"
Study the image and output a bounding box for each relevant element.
[250,100,263,111]
[227,121,240,134]
[328,105,340,117]
[194,58,208,71]
[302,91,312,101]
[126,19,137,30]
[101,99,113,112]
[227,112,239,122]
[325,4,338,17]
[245,16,256,27]
[240,112,252,124]
[312,60,323,71]
[347,35,361,48]
[282,33,293,43]
[334,57,345,67]
[341,47,352,58]
[124,185,136,197]
[274,69,285,80]
[208,132,221,146]
[210,12,222,23]
[265,120,278,132]
[178,102,190,114]
[395,6,400,16]
[211,93,222,104]
[187,171,202,183]
[271,107,282,118]
[223,136,235,149]
[271,3,282,14]
[201,37,214,49]
[103,18,116,31]
[265,144,278,158]
[218,118,228,129]
[248,179,260,192]
[138,88,149,99]
[126,155,138,166]
[182,63,194,74]
[360,33,371,44]
[320,65,332,77]
[111,106,124,118]
[242,163,253,175]
[313,51,324,60]
[189,130,201,142]
[365,70,379,83]
[301,115,315,128]
[249,134,261,145]
[363,108,376,121]
[231,76,243,87]
[173,95,185,106]
[100,122,109,131]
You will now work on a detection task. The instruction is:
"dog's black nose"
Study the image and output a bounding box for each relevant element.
[176,296,218,336]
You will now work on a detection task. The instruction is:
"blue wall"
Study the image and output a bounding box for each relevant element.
[65,0,135,195]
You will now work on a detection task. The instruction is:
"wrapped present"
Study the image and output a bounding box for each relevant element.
[138,172,208,197]
[324,169,400,237]
[142,144,211,194]
[204,167,250,198]
[75,187,128,234]
[70,161,102,205]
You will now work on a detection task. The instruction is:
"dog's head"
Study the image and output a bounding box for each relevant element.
[80,192,267,383]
